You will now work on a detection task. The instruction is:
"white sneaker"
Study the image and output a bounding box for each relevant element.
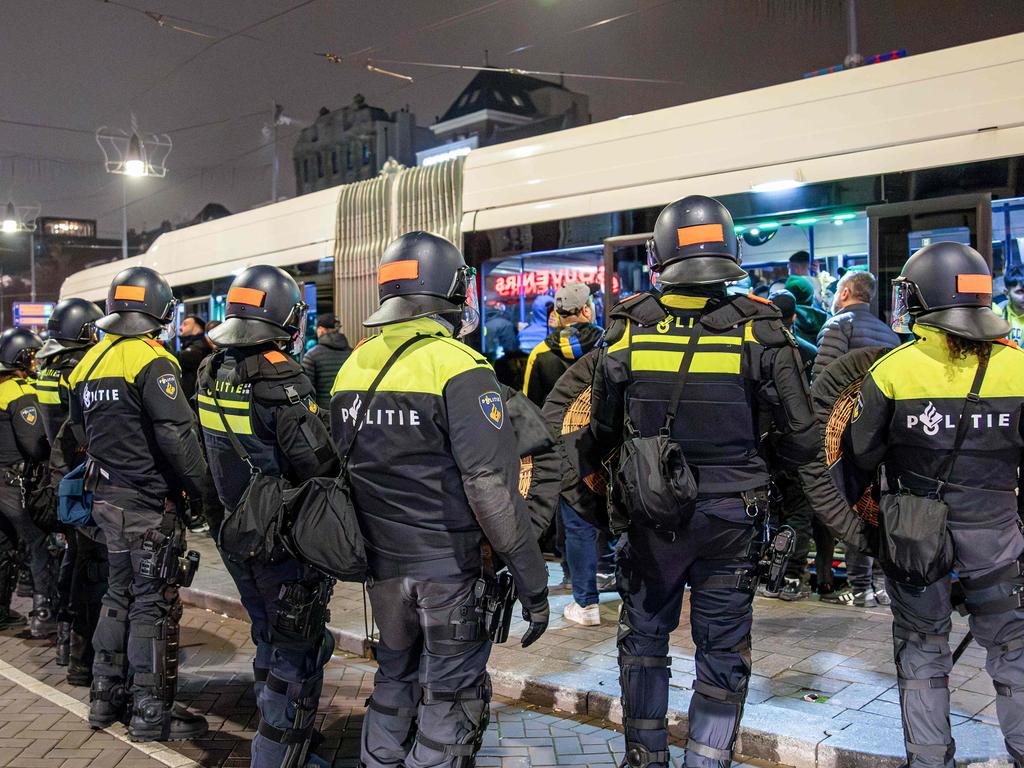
[563,601,601,626]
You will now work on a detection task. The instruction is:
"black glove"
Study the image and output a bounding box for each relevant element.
[520,588,549,648]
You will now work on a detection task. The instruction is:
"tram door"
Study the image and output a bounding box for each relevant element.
[868,194,992,323]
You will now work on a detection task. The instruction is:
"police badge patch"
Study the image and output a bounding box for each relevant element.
[19,406,36,425]
[479,391,504,430]
[157,374,178,400]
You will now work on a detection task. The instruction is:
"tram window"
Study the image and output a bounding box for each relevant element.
[993,198,1024,298]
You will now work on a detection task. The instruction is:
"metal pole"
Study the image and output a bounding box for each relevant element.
[122,175,128,259]
[29,230,35,302]
[271,102,279,202]
[845,0,862,68]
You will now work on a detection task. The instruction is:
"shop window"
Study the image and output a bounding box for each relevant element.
[362,143,371,164]
[480,246,611,362]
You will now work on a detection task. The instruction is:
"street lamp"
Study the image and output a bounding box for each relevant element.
[0,200,42,302]
[2,203,17,234]
[95,117,171,258]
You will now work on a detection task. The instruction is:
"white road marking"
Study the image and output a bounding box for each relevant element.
[0,657,201,768]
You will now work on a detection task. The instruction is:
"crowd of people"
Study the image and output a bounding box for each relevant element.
[0,193,1022,768]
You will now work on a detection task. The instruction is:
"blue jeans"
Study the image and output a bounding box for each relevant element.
[561,499,607,608]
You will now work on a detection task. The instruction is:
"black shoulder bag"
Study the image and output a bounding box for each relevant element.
[613,322,702,534]
[877,348,990,587]
[213,336,427,581]
[57,336,130,528]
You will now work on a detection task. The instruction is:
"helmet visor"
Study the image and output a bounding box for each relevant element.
[891,279,914,334]
[645,239,659,287]
[456,267,479,339]
[287,300,309,357]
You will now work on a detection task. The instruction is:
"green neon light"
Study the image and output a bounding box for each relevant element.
[734,225,746,233]
[757,221,780,230]
[833,212,857,221]
[795,217,818,225]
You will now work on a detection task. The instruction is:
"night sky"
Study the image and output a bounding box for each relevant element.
[3,0,1023,238]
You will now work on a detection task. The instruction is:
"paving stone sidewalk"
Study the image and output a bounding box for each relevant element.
[0,599,780,768]
[180,535,1013,767]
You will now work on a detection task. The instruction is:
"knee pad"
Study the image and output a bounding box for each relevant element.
[132,602,182,703]
[415,676,492,768]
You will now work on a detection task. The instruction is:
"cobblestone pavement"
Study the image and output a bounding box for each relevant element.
[0,598,782,768]
[179,536,1012,766]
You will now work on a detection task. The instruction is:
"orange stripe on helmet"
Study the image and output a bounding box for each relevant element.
[113,285,146,302]
[677,223,725,248]
[957,274,992,294]
[227,286,267,307]
[378,259,419,284]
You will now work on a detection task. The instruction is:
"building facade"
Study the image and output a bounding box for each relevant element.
[292,95,435,195]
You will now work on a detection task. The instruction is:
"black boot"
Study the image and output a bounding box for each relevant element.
[0,606,25,630]
[128,693,208,742]
[30,594,58,639]
[89,676,129,728]
[55,621,71,666]
[67,631,93,686]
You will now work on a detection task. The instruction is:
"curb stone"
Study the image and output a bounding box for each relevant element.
[180,586,1014,767]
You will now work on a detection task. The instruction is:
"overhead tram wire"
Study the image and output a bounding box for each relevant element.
[127,0,322,105]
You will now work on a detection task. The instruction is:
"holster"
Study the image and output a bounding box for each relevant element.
[274,579,333,643]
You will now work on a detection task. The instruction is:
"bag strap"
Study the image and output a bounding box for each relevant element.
[661,320,704,435]
[207,363,257,474]
[937,346,991,486]
[80,336,131,384]
[340,334,433,470]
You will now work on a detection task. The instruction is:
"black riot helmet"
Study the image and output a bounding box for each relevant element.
[364,231,479,337]
[891,241,1009,342]
[96,266,177,336]
[0,328,42,374]
[647,195,747,286]
[36,298,104,361]
[208,265,307,353]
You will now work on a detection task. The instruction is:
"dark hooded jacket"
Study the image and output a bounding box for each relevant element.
[786,276,828,346]
[517,294,556,354]
[522,323,604,407]
[302,330,353,410]
[811,302,901,380]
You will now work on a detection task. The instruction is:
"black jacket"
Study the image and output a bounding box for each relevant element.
[330,318,547,607]
[198,345,338,511]
[177,335,213,404]
[302,331,352,410]
[69,334,209,501]
[592,289,816,495]
[812,302,901,380]
[523,323,604,408]
[36,346,91,474]
[0,376,48,467]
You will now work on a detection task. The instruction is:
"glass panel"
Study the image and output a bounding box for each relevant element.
[479,246,606,362]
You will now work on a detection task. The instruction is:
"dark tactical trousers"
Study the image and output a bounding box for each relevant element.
[774,471,812,582]
[888,511,1024,768]
[617,498,757,768]
[222,552,334,768]
[69,531,108,667]
[90,485,181,700]
[363,574,492,768]
[0,482,54,597]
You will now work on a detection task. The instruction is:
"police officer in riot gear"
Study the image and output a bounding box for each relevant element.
[591,195,815,768]
[331,231,550,768]
[69,266,210,741]
[35,298,107,684]
[0,328,54,638]
[200,265,339,768]
[839,242,1024,768]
